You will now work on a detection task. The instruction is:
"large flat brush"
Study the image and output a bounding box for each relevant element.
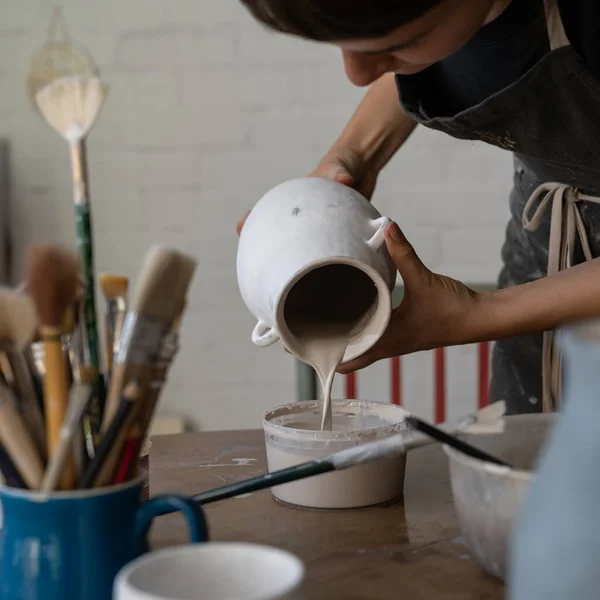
[94,247,196,487]
[101,247,196,430]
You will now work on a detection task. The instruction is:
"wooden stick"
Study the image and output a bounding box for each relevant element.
[41,366,95,492]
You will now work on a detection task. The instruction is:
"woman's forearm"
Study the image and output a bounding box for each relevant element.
[333,73,417,173]
[471,258,600,342]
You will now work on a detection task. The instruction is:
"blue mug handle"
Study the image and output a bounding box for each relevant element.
[134,495,209,553]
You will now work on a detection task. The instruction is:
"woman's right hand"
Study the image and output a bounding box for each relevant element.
[235,146,378,235]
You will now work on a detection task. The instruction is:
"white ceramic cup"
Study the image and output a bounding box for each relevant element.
[114,542,305,600]
[237,177,396,363]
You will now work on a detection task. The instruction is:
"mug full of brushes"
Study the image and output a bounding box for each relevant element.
[0,243,198,599]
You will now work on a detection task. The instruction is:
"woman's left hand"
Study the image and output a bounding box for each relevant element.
[338,222,482,374]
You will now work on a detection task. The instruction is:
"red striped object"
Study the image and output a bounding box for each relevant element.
[345,371,357,399]
[478,342,490,408]
[391,356,402,406]
[434,348,445,423]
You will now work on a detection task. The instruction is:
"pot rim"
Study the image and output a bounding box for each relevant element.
[274,256,393,364]
[262,400,408,442]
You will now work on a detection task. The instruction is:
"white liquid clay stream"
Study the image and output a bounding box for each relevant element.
[290,323,353,431]
[283,264,378,431]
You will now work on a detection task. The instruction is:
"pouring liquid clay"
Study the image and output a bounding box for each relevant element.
[284,264,378,431]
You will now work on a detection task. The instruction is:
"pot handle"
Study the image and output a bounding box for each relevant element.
[367,216,391,250]
[252,320,280,347]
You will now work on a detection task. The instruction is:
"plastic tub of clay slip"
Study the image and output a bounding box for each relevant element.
[263,401,408,509]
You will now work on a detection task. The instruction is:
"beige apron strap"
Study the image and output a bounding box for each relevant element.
[523,183,600,411]
[544,0,570,51]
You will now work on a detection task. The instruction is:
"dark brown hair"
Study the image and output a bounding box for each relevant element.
[240,0,445,41]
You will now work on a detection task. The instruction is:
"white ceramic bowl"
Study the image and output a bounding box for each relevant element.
[114,543,305,600]
[444,414,554,581]
[263,400,408,509]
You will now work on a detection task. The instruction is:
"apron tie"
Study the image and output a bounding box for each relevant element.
[522,182,600,411]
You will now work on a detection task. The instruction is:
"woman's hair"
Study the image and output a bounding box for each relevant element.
[240,0,445,41]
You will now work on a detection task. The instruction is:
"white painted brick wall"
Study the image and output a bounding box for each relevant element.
[0,0,512,430]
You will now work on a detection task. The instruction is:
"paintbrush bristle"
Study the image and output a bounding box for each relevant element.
[26,245,80,329]
[132,246,197,324]
[98,273,129,300]
[0,287,38,350]
[35,76,109,142]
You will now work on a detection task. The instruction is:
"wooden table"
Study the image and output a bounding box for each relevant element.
[150,431,504,599]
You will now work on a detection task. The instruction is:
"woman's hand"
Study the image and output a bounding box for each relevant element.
[338,222,481,374]
[308,146,379,200]
[235,146,378,235]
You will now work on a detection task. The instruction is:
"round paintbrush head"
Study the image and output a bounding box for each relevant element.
[26,245,80,330]
[0,287,38,350]
[34,76,109,142]
[98,273,129,300]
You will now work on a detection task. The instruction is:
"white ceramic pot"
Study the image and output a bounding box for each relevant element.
[114,543,305,600]
[237,177,396,363]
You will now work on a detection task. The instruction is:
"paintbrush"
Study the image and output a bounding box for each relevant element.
[98,273,128,376]
[126,301,185,479]
[173,402,507,508]
[101,246,196,430]
[114,324,181,484]
[35,76,109,439]
[41,366,96,492]
[94,248,196,488]
[26,244,80,489]
[78,381,141,489]
[0,287,46,457]
[0,380,44,489]
[405,414,511,467]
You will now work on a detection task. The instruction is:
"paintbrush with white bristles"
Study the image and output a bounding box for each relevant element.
[35,76,110,439]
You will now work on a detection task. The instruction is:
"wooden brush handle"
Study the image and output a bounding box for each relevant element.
[0,390,44,489]
[43,331,74,488]
[4,352,46,459]
[104,322,113,375]
[73,192,103,437]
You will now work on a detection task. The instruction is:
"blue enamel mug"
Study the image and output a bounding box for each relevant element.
[0,477,208,600]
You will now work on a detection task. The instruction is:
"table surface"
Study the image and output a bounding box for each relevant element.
[150,431,504,600]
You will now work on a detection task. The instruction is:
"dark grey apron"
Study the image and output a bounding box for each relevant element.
[395,0,600,414]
